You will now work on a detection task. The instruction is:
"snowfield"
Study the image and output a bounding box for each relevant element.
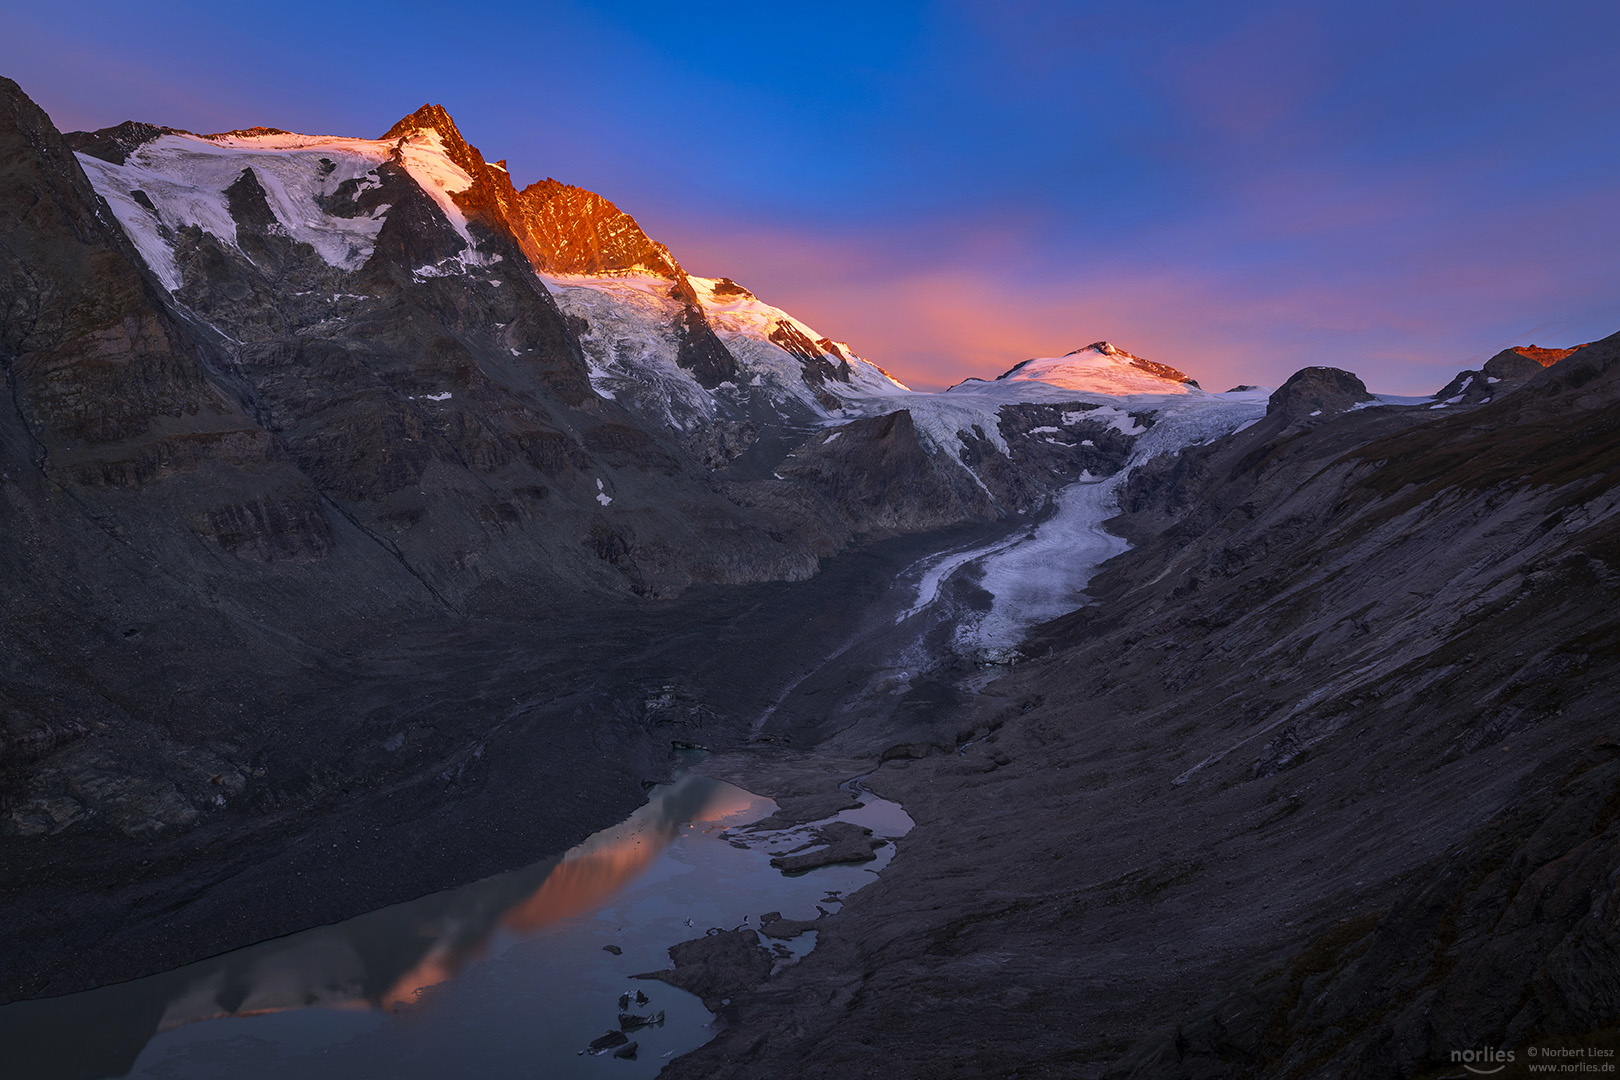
[76,128,483,292]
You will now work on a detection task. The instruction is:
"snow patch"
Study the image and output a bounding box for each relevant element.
[393,128,476,245]
[76,133,392,291]
[76,126,491,293]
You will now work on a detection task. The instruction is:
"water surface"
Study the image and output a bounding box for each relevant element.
[2,772,911,1080]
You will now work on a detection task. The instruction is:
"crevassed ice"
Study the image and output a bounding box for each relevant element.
[953,393,1267,655]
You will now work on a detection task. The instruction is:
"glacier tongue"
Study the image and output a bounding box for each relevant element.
[941,393,1267,659]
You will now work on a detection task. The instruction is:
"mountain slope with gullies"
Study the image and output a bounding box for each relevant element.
[0,73,1252,1000]
[656,340,1620,1079]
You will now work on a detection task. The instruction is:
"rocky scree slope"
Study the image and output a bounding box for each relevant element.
[656,339,1620,1079]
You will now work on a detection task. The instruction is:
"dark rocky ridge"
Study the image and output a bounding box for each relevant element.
[657,338,1620,1078]
[60,120,179,165]
[1433,338,1599,405]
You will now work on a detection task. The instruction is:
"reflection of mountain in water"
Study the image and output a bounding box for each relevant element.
[0,774,743,1080]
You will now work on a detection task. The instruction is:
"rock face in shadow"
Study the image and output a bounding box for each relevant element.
[1265,365,1373,424]
[772,410,999,536]
[1113,746,1620,1079]
[658,341,1620,1079]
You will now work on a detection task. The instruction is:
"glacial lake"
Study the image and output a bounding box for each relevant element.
[2,770,912,1080]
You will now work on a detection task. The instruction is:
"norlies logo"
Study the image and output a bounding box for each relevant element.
[1454,1047,1517,1074]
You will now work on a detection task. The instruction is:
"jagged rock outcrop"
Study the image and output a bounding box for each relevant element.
[60,120,178,164]
[1496,342,1590,368]
[511,177,682,278]
[1435,339,1591,405]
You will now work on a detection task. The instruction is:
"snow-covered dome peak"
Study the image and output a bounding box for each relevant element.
[982,342,1201,396]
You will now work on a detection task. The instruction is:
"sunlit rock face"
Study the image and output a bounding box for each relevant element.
[512,178,683,278]
[1497,342,1590,367]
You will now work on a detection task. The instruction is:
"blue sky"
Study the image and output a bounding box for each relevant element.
[3,0,1616,392]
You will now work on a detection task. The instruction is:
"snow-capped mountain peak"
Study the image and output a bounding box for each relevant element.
[61,98,1256,511]
[967,340,1201,396]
